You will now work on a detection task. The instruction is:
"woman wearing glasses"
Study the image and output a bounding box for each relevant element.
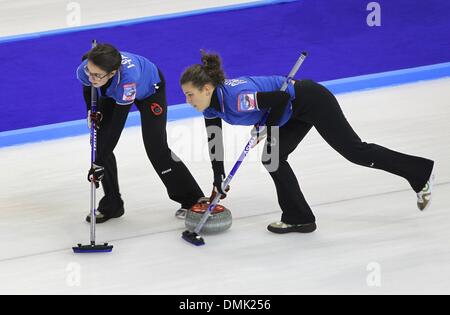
[76,43,204,223]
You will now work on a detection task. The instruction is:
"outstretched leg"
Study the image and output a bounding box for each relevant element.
[294,80,434,193]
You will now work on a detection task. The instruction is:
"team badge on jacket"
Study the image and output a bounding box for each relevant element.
[237,92,259,112]
[123,83,137,102]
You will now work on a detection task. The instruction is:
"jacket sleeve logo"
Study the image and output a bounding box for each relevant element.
[237,92,259,112]
[122,83,137,102]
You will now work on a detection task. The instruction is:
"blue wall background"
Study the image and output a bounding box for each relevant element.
[0,0,449,132]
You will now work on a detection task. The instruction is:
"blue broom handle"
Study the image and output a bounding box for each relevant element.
[90,39,98,245]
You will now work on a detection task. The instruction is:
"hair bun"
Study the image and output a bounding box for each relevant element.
[180,50,226,88]
[200,50,225,86]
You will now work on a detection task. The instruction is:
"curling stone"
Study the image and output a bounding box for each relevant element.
[185,199,232,234]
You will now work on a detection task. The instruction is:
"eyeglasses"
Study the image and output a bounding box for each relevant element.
[84,65,110,80]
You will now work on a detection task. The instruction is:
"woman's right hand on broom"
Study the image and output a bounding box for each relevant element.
[210,173,230,201]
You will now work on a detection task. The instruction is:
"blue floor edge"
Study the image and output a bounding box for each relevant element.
[0,0,297,44]
[1,61,449,148]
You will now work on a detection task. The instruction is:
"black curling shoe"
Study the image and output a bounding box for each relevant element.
[267,221,317,234]
[86,207,124,224]
[86,197,125,224]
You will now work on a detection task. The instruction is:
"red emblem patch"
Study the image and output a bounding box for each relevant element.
[151,103,163,116]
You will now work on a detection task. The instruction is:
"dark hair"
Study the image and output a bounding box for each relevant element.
[86,43,122,73]
[180,50,226,89]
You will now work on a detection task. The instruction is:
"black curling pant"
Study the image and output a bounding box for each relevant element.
[263,80,434,224]
[97,71,204,214]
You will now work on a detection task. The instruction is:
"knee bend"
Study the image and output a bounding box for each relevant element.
[262,156,288,174]
[341,142,374,166]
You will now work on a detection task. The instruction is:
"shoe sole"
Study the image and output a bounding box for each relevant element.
[418,173,435,211]
[419,199,432,211]
[267,223,317,234]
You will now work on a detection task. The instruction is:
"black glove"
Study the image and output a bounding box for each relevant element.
[87,163,104,188]
[210,173,230,201]
[87,110,103,130]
